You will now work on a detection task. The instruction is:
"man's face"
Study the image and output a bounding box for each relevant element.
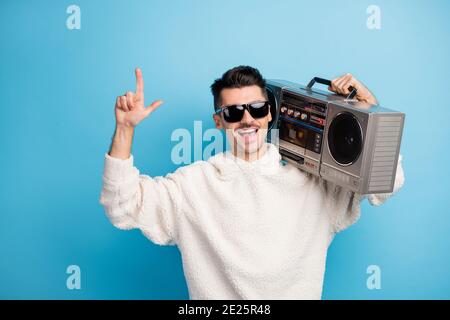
[213,85,272,158]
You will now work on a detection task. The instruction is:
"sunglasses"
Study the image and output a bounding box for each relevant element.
[215,101,270,123]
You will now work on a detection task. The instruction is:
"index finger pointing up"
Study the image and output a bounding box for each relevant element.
[135,68,144,95]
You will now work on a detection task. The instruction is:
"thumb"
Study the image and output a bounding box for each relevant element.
[143,99,164,117]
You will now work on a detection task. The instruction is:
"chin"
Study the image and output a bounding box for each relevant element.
[236,136,266,156]
[225,127,268,158]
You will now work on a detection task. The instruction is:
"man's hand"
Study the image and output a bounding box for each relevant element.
[109,68,164,160]
[115,68,164,128]
[328,73,378,105]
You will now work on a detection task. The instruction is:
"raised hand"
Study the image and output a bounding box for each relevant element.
[115,68,164,128]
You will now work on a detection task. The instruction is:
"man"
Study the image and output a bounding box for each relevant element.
[100,66,404,299]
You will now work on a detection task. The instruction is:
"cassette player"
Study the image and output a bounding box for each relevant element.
[266,77,405,194]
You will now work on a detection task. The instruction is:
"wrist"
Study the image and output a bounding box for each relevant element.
[115,124,135,136]
[364,96,378,105]
[357,93,378,105]
[109,125,134,160]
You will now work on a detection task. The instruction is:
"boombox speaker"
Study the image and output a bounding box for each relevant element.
[266,77,405,195]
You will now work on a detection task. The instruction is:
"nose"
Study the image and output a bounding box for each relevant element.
[241,109,255,124]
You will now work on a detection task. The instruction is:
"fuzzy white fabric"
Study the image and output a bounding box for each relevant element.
[99,143,404,299]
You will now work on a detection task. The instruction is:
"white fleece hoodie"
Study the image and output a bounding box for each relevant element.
[99,143,404,299]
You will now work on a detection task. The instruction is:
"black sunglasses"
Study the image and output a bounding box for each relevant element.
[215,101,270,123]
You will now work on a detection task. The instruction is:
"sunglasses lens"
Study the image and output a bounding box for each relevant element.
[249,102,269,118]
[223,105,244,123]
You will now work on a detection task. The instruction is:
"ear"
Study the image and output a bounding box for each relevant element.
[268,110,272,122]
[213,114,223,129]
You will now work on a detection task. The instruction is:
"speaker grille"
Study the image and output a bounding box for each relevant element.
[368,116,403,192]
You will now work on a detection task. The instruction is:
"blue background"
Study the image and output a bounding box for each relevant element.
[0,0,449,299]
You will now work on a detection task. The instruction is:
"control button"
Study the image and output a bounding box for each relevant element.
[280,106,287,114]
[300,113,308,120]
[294,111,300,118]
[287,109,294,116]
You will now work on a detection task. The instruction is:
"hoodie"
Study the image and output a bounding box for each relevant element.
[99,143,404,299]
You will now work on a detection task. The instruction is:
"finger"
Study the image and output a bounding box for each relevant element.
[331,80,343,94]
[330,80,337,92]
[340,77,354,94]
[335,77,345,94]
[350,78,363,92]
[335,74,352,93]
[143,99,164,117]
[330,77,344,93]
[126,91,134,110]
[121,96,129,112]
[116,96,123,110]
[135,68,144,96]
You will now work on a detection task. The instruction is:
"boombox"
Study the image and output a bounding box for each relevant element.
[265,77,405,194]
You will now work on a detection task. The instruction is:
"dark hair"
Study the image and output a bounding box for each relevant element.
[210,65,267,110]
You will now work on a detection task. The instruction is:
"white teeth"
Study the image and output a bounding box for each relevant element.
[236,128,257,136]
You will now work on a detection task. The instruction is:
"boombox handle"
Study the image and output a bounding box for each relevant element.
[307,77,357,100]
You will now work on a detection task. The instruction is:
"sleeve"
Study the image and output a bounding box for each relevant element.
[366,154,405,206]
[324,154,405,234]
[99,153,183,246]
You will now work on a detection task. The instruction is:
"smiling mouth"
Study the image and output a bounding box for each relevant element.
[232,127,260,144]
[236,127,259,136]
